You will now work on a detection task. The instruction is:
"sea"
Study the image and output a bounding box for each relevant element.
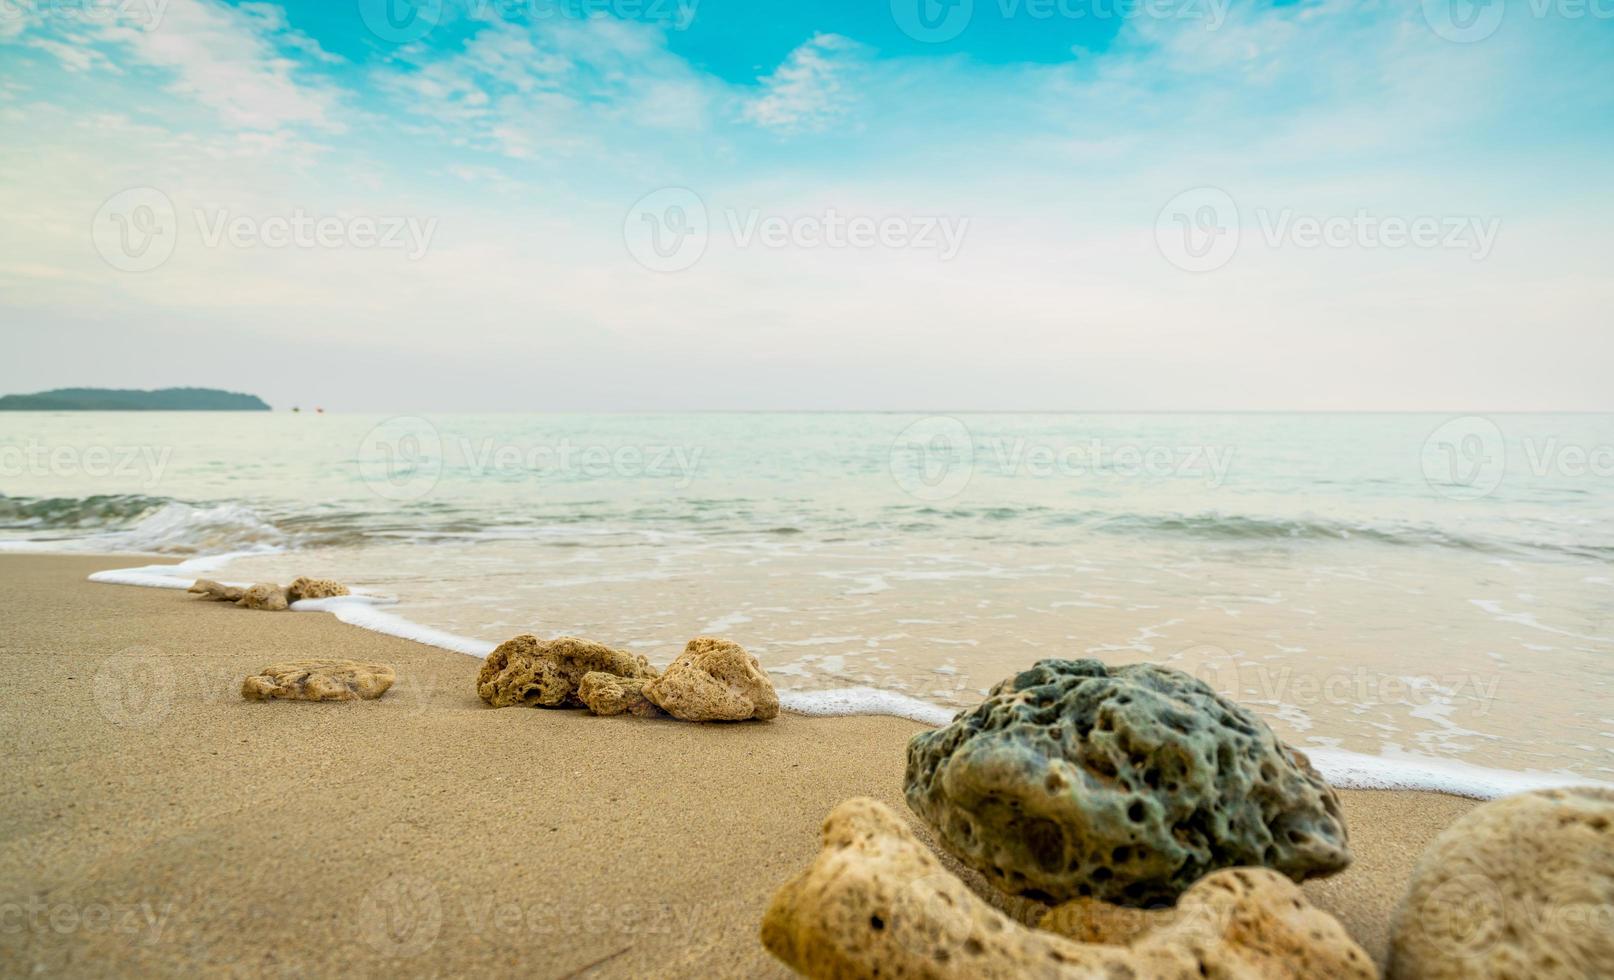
[3,411,1611,797]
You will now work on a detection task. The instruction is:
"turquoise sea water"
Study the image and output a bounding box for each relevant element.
[2,412,1611,785]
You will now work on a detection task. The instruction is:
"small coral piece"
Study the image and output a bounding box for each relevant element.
[241,660,395,701]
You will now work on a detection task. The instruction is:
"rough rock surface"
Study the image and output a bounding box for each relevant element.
[241,660,395,701]
[578,672,665,718]
[905,659,1351,906]
[476,634,656,709]
[1389,786,1614,980]
[1042,867,1377,978]
[643,636,779,722]
[287,576,350,602]
[760,797,1374,980]
[188,579,245,603]
[236,583,290,612]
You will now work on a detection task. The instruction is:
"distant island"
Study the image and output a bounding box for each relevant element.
[0,387,271,411]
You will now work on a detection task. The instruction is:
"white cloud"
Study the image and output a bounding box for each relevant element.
[741,33,863,133]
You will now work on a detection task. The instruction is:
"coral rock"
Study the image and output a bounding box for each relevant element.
[188,579,244,603]
[905,659,1351,906]
[241,660,395,701]
[287,576,350,602]
[643,636,779,722]
[1043,867,1377,978]
[1389,786,1614,980]
[578,672,665,718]
[236,583,290,611]
[760,797,1375,980]
[476,634,656,709]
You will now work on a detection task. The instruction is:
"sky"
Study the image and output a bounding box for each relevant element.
[0,0,1611,411]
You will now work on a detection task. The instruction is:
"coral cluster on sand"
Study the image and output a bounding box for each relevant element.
[905,659,1352,906]
[760,797,1376,979]
[477,634,778,723]
[241,660,395,702]
[188,576,350,612]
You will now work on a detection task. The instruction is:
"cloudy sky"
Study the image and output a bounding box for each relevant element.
[1,0,1610,410]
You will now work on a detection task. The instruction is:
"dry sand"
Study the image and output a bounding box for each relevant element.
[0,554,1478,977]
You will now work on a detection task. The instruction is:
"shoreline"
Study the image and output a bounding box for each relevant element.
[0,552,1488,974]
[56,550,1611,799]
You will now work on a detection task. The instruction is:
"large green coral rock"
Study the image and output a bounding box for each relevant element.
[904,659,1351,907]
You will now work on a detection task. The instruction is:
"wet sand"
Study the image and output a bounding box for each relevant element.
[0,554,1478,976]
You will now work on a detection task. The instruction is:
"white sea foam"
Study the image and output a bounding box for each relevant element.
[1304,748,1611,800]
[780,688,958,727]
[77,559,1611,801]
[292,596,495,658]
[87,551,264,589]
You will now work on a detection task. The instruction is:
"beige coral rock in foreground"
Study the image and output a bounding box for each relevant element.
[1389,786,1614,980]
[760,797,1376,980]
[476,634,657,709]
[241,660,395,701]
[643,636,779,722]
[577,671,665,718]
[1044,867,1378,978]
[188,579,245,603]
[287,576,350,602]
[236,582,289,611]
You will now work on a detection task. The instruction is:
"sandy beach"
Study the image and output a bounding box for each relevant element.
[0,554,1480,977]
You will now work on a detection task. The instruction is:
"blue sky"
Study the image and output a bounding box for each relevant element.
[1,0,1611,410]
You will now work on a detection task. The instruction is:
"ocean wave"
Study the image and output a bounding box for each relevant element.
[0,494,288,555]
